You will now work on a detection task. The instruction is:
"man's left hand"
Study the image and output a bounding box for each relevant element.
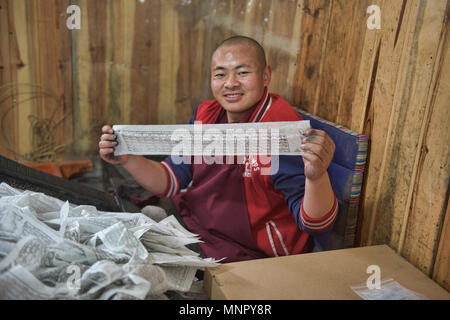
[301,129,335,181]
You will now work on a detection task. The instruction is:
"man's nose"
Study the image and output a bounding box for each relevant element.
[224,74,239,89]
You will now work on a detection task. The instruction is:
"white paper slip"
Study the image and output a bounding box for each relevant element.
[113,120,311,156]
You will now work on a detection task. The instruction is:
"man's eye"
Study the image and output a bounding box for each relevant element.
[238,71,249,76]
[214,73,225,78]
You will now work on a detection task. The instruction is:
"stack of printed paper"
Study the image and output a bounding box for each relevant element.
[0,182,220,300]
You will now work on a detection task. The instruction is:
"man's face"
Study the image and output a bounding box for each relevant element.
[210,44,271,122]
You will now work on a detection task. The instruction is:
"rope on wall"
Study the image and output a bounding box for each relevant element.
[0,83,117,162]
[0,83,68,162]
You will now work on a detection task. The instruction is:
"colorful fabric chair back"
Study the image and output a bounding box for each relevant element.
[296,108,368,251]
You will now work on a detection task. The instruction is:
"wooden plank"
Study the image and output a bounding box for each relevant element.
[25,0,70,161]
[292,0,332,114]
[12,0,32,158]
[354,0,405,246]
[59,0,73,160]
[157,0,179,124]
[430,9,450,289]
[71,0,91,155]
[367,0,419,247]
[284,1,304,103]
[103,0,113,128]
[401,4,449,275]
[433,197,450,291]
[316,0,354,122]
[186,13,205,109]
[27,0,46,160]
[242,0,260,37]
[350,0,383,134]
[116,0,134,125]
[0,0,19,160]
[368,0,448,251]
[352,1,413,245]
[263,0,303,102]
[335,0,372,129]
[104,0,135,126]
[129,0,161,125]
[85,0,107,155]
[175,1,196,123]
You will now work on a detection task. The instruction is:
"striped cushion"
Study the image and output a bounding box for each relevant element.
[295,108,368,251]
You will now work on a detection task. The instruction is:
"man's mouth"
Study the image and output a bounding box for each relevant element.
[223,92,244,102]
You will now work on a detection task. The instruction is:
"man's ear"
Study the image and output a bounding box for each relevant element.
[263,65,272,86]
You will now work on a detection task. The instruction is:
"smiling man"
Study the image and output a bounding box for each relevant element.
[99,36,338,262]
[210,37,271,123]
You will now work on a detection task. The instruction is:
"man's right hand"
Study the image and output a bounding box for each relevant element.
[99,126,168,195]
[99,125,129,165]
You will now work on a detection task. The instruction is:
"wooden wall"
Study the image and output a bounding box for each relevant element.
[0,0,72,161]
[0,0,448,290]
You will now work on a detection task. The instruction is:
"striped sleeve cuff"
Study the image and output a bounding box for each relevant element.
[300,194,338,232]
[154,161,180,198]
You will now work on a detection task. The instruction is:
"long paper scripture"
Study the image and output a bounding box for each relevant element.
[113,121,311,156]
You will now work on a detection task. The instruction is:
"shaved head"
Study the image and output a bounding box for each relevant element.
[210,35,271,122]
[213,36,267,68]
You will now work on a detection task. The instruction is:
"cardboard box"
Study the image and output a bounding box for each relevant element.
[204,245,450,300]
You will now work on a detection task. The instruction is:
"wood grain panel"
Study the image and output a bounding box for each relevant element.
[71,0,90,155]
[105,0,135,126]
[315,0,349,122]
[29,0,70,160]
[356,0,407,246]
[0,0,19,160]
[293,0,332,114]
[158,0,179,124]
[433,197,450,291]
[175,1,197,123]
[129,0,161,125]
[12,0,32,158]
[85,0,107,155]
[371,0,447,250]
[401,4,449,275]
[263,0,303,102]
[334,0,371,128]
